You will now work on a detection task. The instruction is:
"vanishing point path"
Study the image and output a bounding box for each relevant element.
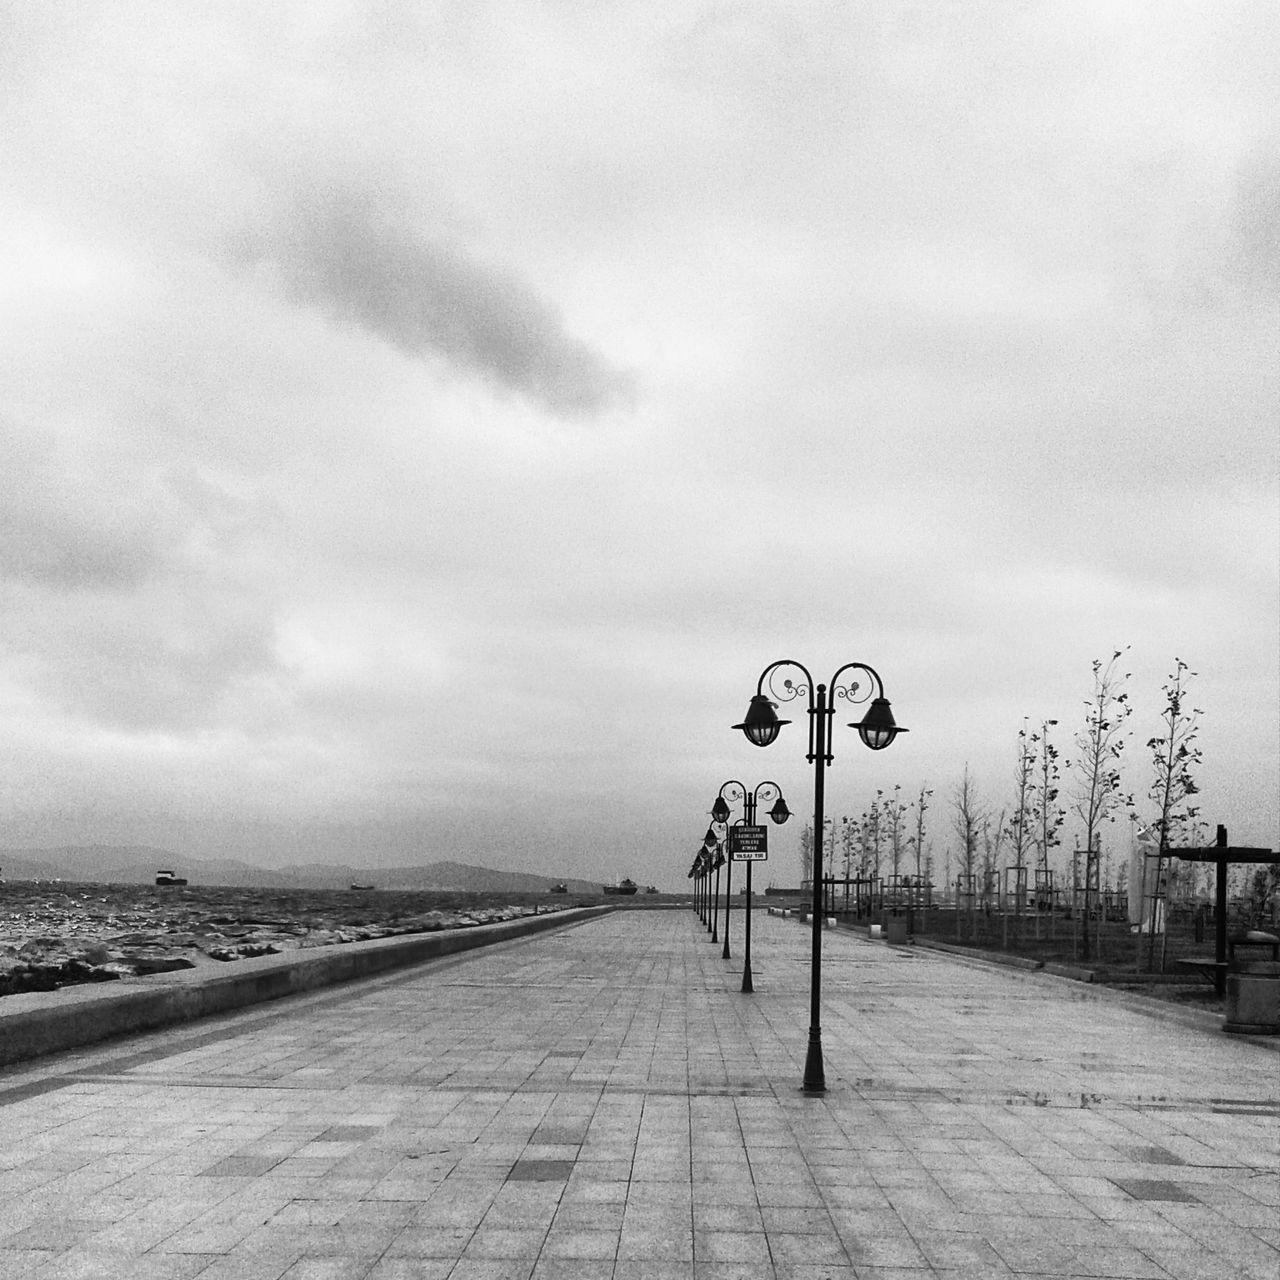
[1,909,1277,1280]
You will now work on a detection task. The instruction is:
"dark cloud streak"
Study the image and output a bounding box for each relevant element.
[254,195,628,417]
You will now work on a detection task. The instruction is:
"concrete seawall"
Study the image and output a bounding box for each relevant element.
[0,905,609,1068]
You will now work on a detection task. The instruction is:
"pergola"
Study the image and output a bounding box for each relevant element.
[1169,824,1280,995]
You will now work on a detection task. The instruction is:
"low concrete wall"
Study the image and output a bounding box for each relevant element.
[0,906,609,1068]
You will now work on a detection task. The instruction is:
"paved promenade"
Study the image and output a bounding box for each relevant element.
[0,909,1276,1280]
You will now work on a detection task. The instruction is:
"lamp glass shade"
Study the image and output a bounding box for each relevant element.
[733,694,789,747]
[769,796,791,825]
[852,696,906,751]
[710,796,731,824]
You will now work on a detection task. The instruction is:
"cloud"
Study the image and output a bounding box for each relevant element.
[0,436,288,733]
[239,192,630,417]
[0,422,164,591]
[1229,142,1280,292]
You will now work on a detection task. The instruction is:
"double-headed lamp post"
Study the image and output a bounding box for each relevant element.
[702,826,725,941]
[690,846,713,924]
[711,781,790,993]
[734,659,906,1094]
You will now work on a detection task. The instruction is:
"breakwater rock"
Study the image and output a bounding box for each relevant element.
[0,883,576,996]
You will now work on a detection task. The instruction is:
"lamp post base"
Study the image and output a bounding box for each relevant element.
[741,965,753,993]
[802,1029,825,1093]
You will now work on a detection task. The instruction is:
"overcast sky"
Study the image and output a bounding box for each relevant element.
[2,2,1277,888]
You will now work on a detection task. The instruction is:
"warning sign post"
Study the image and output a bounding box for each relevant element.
[729,825,768,860]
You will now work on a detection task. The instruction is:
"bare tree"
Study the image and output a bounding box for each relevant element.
[1033,718,1065,935]
[863,795,884,885]
[981,809,1007,913]
[1006,721,1038,939]
[952,765,983,938]
[909,783,933,885]
[822,816,837,881]
[839,815,856,880]
[1143,658,1202,969]
[883,785,908,880]
[1072,649,1134,962]
[904,782,933,928]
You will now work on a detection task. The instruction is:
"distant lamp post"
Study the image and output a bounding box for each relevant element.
[703,826,724,941]
[710,797,734,959]
[689,850,707,923]
[714,780,790,993]
[735,659,906,1093]
[696,846,712,926]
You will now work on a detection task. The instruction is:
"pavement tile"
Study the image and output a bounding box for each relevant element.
[616,1225,694,1261]
[0,1252,50,1280]
[530,1260,615,1280]
[693,1228,773,1264]
[362,1262,452,1280]
[612,1263,694,1280]
[772,1263,859,1280]
[194,1257,301,1280]
[768,1230,850,1266]
[448,1261,535,1280]
[462,1226,547,1259]
[559,1178,628,1205]
[692,1203,765,1232]
[277,1258,375,1280]
[538,1226,620,1260]
[550,1200,625,1232]
[383,1225,474,1257]
[32,1251,219,1280]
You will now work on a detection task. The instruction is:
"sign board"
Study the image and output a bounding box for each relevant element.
[729,825,768,860]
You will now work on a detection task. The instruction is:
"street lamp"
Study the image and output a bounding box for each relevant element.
[703,826,724,940]
[689,849,707,922]
[734,658,906,1093]
[696,846,712,925]
[713,780,790,993]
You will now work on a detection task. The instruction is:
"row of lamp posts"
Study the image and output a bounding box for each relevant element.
[693,782,791,993]
[690,658,905,1095]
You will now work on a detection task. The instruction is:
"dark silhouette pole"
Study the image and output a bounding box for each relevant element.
[734,659,906,1093]
[711,843,721,943]
[719,828,734,959]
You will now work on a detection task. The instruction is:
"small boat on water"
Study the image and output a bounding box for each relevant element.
[349,883,375,891]
[602,878,639,896]
[548,882,568,894]
[155,869,188,886]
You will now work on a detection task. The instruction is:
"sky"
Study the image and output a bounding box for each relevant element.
[2,1,1277,890]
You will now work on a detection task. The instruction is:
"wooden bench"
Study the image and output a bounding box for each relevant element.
[1173,958,1228,985]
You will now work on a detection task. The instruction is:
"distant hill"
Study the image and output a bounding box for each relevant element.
[0,845,601,894]
[0,846,295,888]
[276,859,600,894]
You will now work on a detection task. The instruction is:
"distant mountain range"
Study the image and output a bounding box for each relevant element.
[0,845,605,894]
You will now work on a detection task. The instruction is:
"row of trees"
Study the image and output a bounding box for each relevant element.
[798,653,1275,951]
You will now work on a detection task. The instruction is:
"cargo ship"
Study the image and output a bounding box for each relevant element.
[602,878,639,895]
[155,869,188,886]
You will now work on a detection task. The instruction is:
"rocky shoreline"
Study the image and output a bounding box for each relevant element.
[0,882,578,997]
